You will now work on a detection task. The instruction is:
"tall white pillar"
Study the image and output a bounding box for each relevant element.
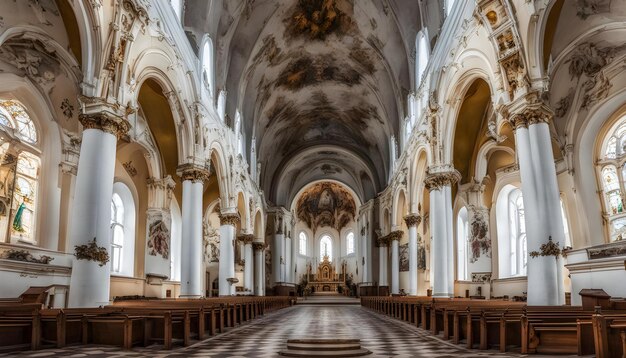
[285,236,292,283]
[360,227,369,283]
[240,235,254,294]
[219,211,239,296]
[426,168,460,298]
[511,105,565,305]
[405,214,421,296]
[178,166,208,298]
[273,232,284,284]
[253,242,265,296]
[68,109,129,307]
[377,236,388,287]
[390,232,401,294]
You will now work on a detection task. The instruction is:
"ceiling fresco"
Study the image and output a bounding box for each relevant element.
[296,181,356,231]
[184,0,428,206]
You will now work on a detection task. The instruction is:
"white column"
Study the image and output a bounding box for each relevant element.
[378,237,388,287]
[241,235,254,294]
[426,168,460,298]
[273,232,284,284]
[219,212,239,296]
[512,107,565,305]
[361,228,368,283]
[405,214,421,296]
[178,167,208,298]
[68,111,128,308]
[285,236,292,283]
[254,242,265,296]
[390,233,400,294]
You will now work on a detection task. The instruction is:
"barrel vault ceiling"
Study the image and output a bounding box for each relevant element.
[185,0,425,206]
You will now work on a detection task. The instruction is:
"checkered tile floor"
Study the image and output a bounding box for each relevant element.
[1,305,586,357]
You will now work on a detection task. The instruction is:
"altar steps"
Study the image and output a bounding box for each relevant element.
[278,339,372,357]
[296,296,361,305]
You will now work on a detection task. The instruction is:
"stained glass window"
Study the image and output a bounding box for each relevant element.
[0,100,38,144]
[320,235,332,262]
[299,232,307,255]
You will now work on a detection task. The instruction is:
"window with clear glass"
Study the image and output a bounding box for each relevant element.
[598,117,626,241]
[299,231,307,255]
[320,235,332,262]
[508,189,526,276]
[346,231,355,255]
[457,207,469,281]
[110,193,125,273]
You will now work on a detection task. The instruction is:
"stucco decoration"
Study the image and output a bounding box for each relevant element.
[296,182,356,231]
[399,243,409,272]
[147,219,170,259]
[576,0,612,19]
[0,37,62,88]
[469,208,491,263]
[203,223,220,263]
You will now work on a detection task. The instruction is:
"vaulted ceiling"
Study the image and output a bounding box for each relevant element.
[184,0,430,207]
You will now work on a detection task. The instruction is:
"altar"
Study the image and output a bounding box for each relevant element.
[306,255,346,293]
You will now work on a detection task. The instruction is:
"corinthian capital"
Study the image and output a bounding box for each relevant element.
[219,212,240,226]
[237,234,255,245]
[79,112,130,139]
[403,214,421,228]
[508,101,553,130]
[177,163,210,183]
[424,166,461,191]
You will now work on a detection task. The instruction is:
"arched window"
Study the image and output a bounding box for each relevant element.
[110,183,136,276]
[320,235,332,262]
[561,199,572,248]
[202,38,215,97]
[346,231,355,255]
[496,185,526,278]
[598,117,626,241]
[456,207,469,281]
[170,198,182,281]
[415,30,429,87]
[0,100,40,244]
[110,193,124,273]
[508,189,527,276]
[299,232,307,255]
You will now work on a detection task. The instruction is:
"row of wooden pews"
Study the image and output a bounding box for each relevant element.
[0,296,292,353]
[361,296,626,357]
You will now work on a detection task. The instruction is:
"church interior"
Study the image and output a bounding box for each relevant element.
[1,0,626,356]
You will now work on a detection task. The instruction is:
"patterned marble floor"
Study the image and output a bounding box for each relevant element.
[1,305,586,358]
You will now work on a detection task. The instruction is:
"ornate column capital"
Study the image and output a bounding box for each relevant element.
[403,214,421,228]
[237,234,255,245]
[77,96,130,139]
[177,163,210,183]
[424,167,461,191]
[508,100,553,130]
[388,230,403,241]
[79,112,130,139]
[376,235,389,247]
[252,241,267,251]
[219,212,240,226]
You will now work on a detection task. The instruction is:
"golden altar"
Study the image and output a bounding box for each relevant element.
[306,255,346,293]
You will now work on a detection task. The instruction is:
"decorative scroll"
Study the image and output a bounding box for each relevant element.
[471,272,492,283]
[587,240,626,260]
[1,249,53,264]
[529,236,563,259]
[74,238,110,266]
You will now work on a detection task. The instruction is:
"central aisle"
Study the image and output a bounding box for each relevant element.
[164,305,560,358]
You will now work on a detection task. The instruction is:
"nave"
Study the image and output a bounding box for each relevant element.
[0,302,579,358]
